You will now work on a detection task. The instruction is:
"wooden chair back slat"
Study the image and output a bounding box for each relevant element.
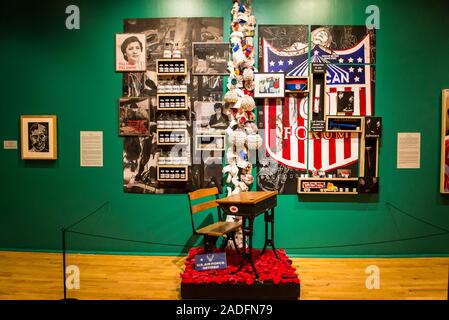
[188,187,218,201]
[191,199,218,215]
[187,187,239,253]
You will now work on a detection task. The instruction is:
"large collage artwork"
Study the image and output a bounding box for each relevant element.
[122,18,225,194]
[257,25,377,194]
[120,20,379,195]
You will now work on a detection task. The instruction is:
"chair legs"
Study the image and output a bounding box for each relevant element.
[230,232,241,254]
[219,232,240,254]
[204,232,240,253]
[204,235,218,253]
[220,236,228,251]
[204,233,241,254]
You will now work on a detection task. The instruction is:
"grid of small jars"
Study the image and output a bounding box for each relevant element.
[158,95,187,109]
[157,83,188,94]
[156,113,188,129]
[158,167,187,181]
[158,151,190,165]
[157,60,186,74]
[157,130,187,144]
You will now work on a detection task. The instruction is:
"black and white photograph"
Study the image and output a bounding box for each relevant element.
[258,25,309,60]
[192,42,229,75]
[365,116,382,138]
[190,163,224,192]
[337,91,355,113]
[116,33,147,72]
[311,25,376,63]
[194,101,229,131]
[123,135,191,194]
[191,101,227,190]
[124,18,223,73]
[191,75,223,103]
[124,136,159,193]
[123,72,158,97]
[119,97,150,136]
[21,115,57,160]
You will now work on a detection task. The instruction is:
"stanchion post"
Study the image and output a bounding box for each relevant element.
[62,228,67,300]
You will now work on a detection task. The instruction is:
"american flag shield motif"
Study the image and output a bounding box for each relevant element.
[264,97,359,172]
[263,33,373,116]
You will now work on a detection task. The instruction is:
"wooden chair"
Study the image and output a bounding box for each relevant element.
[188,187,241,253]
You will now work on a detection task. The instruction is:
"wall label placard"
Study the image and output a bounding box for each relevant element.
[4,140,18,150]
[311,120,326,132]
[311,63,326,73]
[397,132,421,169]
[80,131,103,167]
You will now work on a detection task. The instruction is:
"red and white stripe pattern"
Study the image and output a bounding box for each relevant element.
[325,34,372,116]
[326,73,372,116]
[264,96,359,171]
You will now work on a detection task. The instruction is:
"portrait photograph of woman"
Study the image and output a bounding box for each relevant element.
[116,33,147,72]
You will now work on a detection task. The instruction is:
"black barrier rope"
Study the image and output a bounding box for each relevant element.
[281,231,449,250]
[66,230,188,248]
[64,201,110,231]
[61,201,449,253]
[282,202,449,250]
[62,201,110,300]
[386,202,449,233]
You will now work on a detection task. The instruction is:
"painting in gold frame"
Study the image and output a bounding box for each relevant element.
[21,115,57,160]
[441,90,449,193]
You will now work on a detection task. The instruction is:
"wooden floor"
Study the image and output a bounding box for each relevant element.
[0,251,447,300]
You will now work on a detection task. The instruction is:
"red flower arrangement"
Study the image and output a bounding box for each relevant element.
[180,247,300,286]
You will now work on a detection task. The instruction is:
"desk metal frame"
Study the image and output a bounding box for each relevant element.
[217,191,279,279]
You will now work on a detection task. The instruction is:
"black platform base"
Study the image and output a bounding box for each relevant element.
[181,282,300,300]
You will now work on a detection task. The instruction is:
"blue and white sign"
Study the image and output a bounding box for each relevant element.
[194,253,227,271]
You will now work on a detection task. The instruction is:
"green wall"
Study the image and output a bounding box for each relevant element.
[1,0,448,257]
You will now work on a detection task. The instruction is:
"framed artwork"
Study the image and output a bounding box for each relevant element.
[21,115,57,160]
[365,117,382,138]
[254,73,285,98]
[115,33,147,72]
[119,97,150,136]
[441,89,449,193]
[192,42,229,75]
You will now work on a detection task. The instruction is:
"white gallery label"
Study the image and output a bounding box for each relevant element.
[3,140,18,149]
[397,132,421,169]
[80,131,103,167]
